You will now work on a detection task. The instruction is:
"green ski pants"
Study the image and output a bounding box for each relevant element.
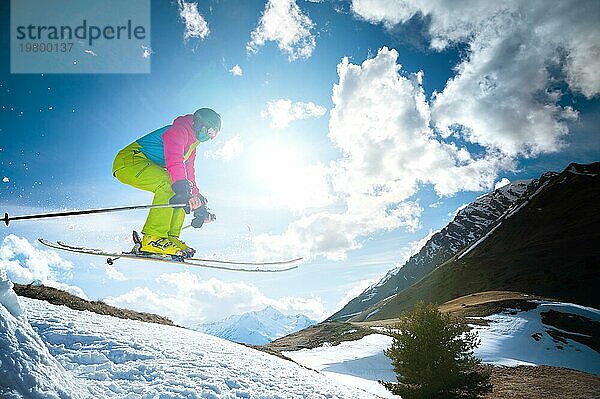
[112,142,185,238]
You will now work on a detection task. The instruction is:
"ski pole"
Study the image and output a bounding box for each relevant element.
[3,203,189,226]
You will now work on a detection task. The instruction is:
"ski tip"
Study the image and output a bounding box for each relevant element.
[38,238,57,249]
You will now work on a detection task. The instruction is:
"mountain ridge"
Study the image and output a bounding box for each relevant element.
[348,162,600,321]
[195,305,316,345]
[329,171,546,321]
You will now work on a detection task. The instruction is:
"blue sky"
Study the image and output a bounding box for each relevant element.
[1,0,599,325]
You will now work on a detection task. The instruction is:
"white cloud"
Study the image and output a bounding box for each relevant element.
[50,282,88,300]
[273,296,327,321]
[247,0,316,61]
[334,278,379,312]
[0,235,87,299]
[403,229,437,262]
[105,263,127,281]
[261,99,327,128]
[330,48,511,196]
[494,178,511,190]
[566,41,600,98]
[255,48,510,261]
[351,0,420,28]
[229,64,243,77]
[104,287,179,319]
[0,235,72,282]
[351,0,599,156]
[177,0,210,40]
[254,201,423,261]
[204,135,243,162]
[250,139,334,211]
[105,272,327,325]
[257,1,600,262]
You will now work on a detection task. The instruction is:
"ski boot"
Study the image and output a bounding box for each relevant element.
[169,236,196,258]
[140,234,183,257]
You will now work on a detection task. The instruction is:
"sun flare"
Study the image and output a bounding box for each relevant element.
[250,140,331,211]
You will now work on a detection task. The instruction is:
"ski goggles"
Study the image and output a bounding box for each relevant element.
[206,126,219,139]
[196,125,220,142]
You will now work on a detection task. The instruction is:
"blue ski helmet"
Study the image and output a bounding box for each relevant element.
[193,108,221,142]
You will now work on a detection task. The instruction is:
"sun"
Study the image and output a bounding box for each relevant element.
[249,139,331,211]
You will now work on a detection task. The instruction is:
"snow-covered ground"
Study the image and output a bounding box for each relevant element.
[0,275,379,398]
[283,334,398,398]
[2,265,599,399]
[472,301,600,374]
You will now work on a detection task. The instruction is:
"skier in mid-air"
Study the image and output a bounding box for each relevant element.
[112,108,221,257]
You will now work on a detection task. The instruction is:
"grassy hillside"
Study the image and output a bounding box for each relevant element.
[13,283,175,326]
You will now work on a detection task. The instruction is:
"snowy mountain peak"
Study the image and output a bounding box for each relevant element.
[495,179,533,201]
[195,306,316,345]
[566,162,599,177]
[257,305,282,317]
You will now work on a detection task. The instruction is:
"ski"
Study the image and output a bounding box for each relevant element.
[55,235,303,266]
[38,238,300,273]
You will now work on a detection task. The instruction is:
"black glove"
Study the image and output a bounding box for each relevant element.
[198,193,208,206]
[191,206,216,228]
[170,180,193,213]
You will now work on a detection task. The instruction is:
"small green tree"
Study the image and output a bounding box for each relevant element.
[381,302,492,399]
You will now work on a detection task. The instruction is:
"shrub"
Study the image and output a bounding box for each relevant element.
[381,302,492,399]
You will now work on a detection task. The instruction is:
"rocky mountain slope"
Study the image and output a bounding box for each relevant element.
[330,174,546,321]
[349,162,600,321]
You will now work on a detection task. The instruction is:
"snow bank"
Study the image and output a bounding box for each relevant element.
[473,301,600,374]
[0,274,89,399]
[0,271,22,317]
[284,334,399,398]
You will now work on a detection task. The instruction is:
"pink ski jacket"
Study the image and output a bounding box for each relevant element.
[136,114,201,194]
